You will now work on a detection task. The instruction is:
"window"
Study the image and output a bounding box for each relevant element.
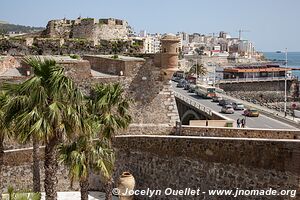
[164,48,167,53]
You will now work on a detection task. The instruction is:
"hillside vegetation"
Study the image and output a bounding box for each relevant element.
[0,21,44,35]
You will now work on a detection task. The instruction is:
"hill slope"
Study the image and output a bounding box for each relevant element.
[0,22,44,34]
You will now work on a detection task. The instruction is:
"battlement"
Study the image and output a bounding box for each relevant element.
[48,17,127,27]
[98,18,127,26]
[44,17,129,41]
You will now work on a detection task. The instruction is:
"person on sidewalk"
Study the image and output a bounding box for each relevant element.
[236,118,241,128]
[241,118,246,128]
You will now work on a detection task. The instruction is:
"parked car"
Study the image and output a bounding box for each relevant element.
[172,76,183,82]
[184,82,190,90]
[218,99,232,106]
[244,108,259,117]
[176,79,187,88]
[212,96,223,102]
[232,102,245,110]
[188,84,196,93]
[221,105,234,114]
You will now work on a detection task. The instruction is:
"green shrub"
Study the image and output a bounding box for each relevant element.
[69,54,81,59]
[3,186,41,200]
[111,54,119,59]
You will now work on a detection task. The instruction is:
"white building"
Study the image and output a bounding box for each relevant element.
[142,34,161,54]
[238,40,254,57]
[138,30,147,37]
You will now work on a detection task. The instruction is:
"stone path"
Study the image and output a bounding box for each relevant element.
[3,192,118,200]
[41,192,118,200]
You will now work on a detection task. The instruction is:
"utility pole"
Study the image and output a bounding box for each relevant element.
[196,59,198,85]
[213,65,216,87]
[238,29,250,40]
[284,48,288,117]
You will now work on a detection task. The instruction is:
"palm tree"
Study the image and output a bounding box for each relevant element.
[2,82,41,194]
[89,83,132,139]
[0,92,11,200]
[189,63,207,77]
[89,83,132,200]
[59,83,131,200]
[58,136,115,200]
[3,57,87,200]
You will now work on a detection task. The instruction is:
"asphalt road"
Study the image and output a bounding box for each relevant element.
[171,82,297,130]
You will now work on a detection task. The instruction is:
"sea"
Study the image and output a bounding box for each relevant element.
[263,52,300,78]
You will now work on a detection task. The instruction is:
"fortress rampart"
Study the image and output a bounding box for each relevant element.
[43,18,129,41]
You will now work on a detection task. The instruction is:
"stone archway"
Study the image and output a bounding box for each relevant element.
[181,110,201,125]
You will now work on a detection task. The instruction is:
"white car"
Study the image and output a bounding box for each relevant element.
[232,102,245,110]
[221,105,234,114]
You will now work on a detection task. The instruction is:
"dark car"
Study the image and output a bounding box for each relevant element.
[176,79,186,88]
[219,99,232,106]
[184,82,190,90]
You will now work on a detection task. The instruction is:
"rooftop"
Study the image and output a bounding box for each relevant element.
[161,33,180,41]
[84,54,145,61]
[224,65,292,73]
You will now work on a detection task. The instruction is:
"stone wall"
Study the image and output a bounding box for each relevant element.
[83,55,145,76]
[2,130,300,198]
[44,18,129,41]
[1,148,79,193]
[59,59,92,91]
[219,80,300,112]
[219,80,294,92]
[113,135,300,200]
[0,56,20,74]
[179,126,300,139]
[0,38,141,56]
[83,55,180,126]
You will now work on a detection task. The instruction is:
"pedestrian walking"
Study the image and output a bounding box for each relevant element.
[241,118,245,128]
[236,118,241,128]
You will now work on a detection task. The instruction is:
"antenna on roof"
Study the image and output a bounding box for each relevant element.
[238,29,250,40]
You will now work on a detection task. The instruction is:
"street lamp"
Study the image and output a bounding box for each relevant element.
[276,48,288,117]
[196,59,198,84]
[284,48,288,117]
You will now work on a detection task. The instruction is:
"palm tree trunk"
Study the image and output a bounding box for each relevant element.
[44,136,59,200]
[105,178,113,200]
[0,138,4,200]
[32,136,41,193]
[79,177,89,200]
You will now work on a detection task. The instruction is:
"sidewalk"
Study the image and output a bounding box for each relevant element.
[3,192,118,200]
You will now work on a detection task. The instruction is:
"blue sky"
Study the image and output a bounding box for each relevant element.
[1,0,300,52]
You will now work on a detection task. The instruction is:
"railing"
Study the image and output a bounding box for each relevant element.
[218,76,296,83]
[174,92,213,116]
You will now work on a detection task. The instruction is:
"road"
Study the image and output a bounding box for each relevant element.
[171,82,297,130]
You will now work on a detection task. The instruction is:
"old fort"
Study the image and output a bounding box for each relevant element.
[0,16,299,200]
[43,17,129,41]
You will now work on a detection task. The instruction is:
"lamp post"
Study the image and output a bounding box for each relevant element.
[276,49,288,117]
[195,59,198,85]
[284,48,288,117]
[213,65,216,87]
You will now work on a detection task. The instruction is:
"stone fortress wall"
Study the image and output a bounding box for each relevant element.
[43,18,129,41]
[2,126,300,197]
[113,135,300,200]
[0,37,142,56]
